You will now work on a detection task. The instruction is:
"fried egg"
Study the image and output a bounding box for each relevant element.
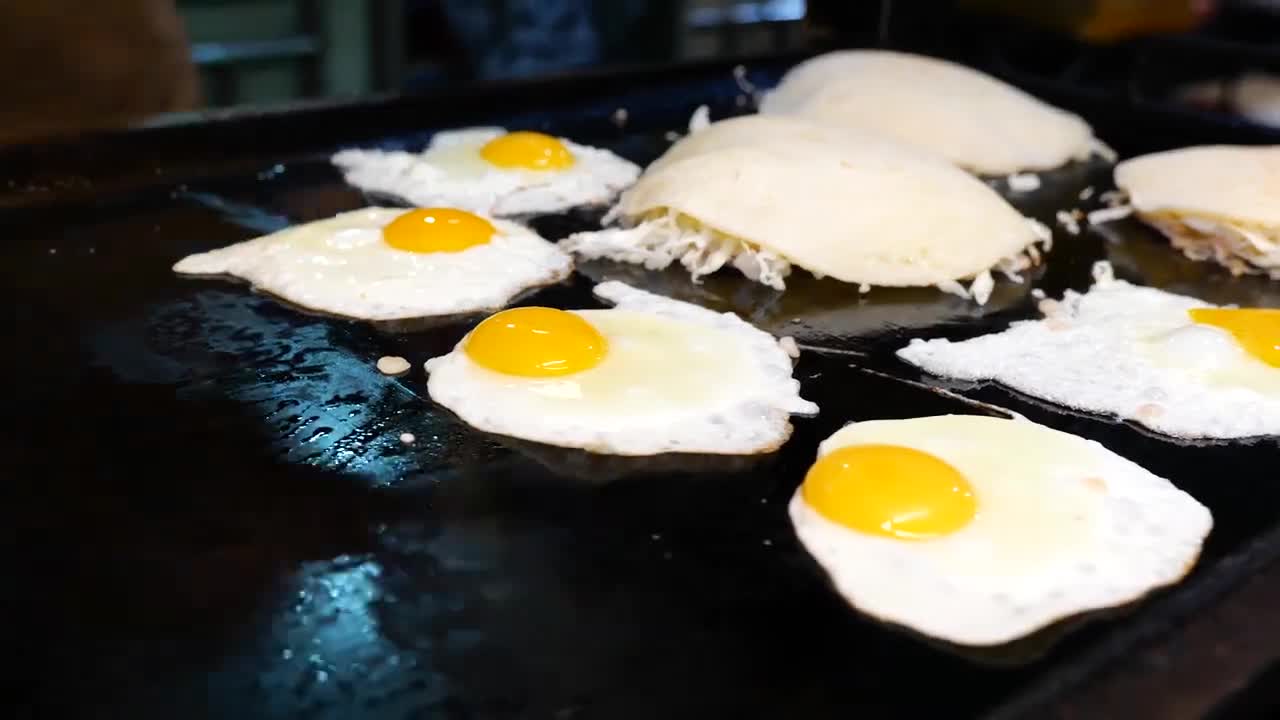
[562,115,1045,303]
[173,207,572,321]
[424,281,818,455]
[790,414,1212,646]
[760,50,1098,175]
[332,128,641,216]
[898,262,1280,440]
[1114,145,1280,279]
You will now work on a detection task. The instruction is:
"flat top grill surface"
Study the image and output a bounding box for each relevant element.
[6,54,1280,720]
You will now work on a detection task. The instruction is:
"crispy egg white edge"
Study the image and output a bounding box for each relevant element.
[331,128,641,217]
[896,266,1280,440]
[789,414,1213,647]
[560,212,1044,304]
[422,281,819,456]
[171,207,574,321]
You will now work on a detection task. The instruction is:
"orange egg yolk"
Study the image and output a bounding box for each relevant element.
[1189,307,1280,368]
[382,208,495,253]
[480,131,575,170]
[802,444,977,540]
[464,307,607,377]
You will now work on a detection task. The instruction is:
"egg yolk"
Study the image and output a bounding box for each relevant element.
[383,208,495,253]
[1189,308,1280,368]
[480,131,575,170]
[802,444,977,540]
[464,306,607,377]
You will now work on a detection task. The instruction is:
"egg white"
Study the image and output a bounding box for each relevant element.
[560,114,1047,302]
[790,414,1212,647]
[898,262,1280,440]
[332,128,641,217]
[172,207,572,321]
[424,281,818,455]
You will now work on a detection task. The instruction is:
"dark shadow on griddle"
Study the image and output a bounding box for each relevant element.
[494,434,775,485]
[848,365,1019,420]
[1100,220,1280,308]
[526,204,610,240]
[1204,658,1280,720]
[808,564,1153,669]
[977,154,1111,194]
[572,258,1043,355]
[356,190,614,238]
[10,371,411,718]
[169,270,584,335]
[411,397,782,486]
[894,360,1280,448]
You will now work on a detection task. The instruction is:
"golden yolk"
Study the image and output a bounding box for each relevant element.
[383,208,495,253]
[802,444,977,540]
[464,306,607,377]
[1189,308,1280,368]
[480,131,575,170]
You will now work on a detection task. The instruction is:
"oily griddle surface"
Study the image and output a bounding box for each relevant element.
[6,62,1280,720]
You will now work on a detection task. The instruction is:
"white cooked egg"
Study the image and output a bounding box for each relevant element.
[1147,322,1275,390]
[1114,145,1280,279]
[898,262,1280,440]
[790,414,1212,647]
[332,128,640,216]
[424,281,818,455]
[172,207,572,321]
[760,50,1097,175]
[562,115,1044,301]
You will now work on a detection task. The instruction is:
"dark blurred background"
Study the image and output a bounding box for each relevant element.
[0,0,1278,145]
[173,0,808,107]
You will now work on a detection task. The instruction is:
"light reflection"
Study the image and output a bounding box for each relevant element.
[92,290,431,485]
[202,555,453,716]
[276,558,391,674]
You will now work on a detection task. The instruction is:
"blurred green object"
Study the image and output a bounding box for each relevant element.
[592,0,678,65]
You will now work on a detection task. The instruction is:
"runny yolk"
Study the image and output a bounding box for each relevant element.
[464,306,607,377]
[383,208,495,253]
[802,444,977,540]
[479,131,575,170]
[1188,307,1280,368]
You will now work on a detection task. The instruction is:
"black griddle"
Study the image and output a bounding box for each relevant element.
[5,52,1280,720]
